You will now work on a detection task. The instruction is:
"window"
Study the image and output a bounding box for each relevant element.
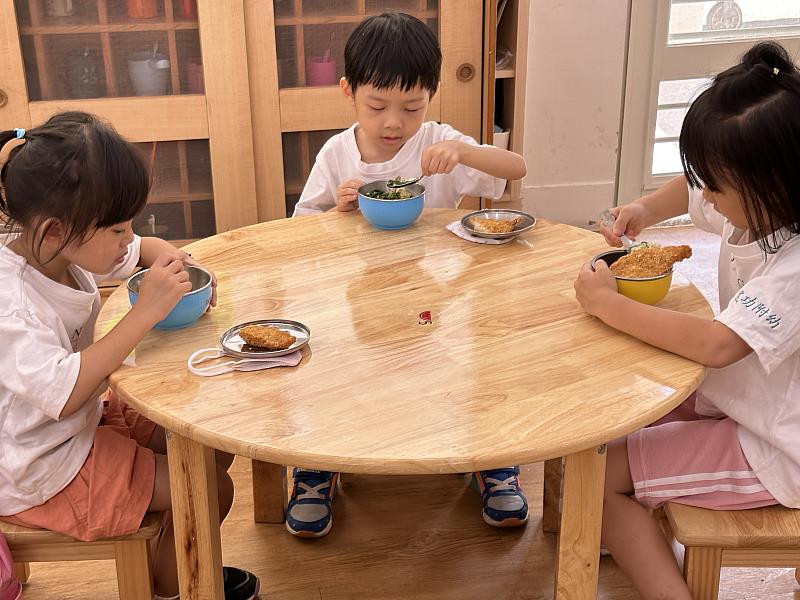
[617,1,800,204]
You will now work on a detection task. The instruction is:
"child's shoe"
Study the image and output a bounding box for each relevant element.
[285,469,339,537]
[153,566,260,600]
[472,466,529,527]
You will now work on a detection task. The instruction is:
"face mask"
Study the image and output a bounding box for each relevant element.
[187,347,302,377]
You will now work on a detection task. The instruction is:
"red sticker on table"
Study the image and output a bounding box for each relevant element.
[418,310,432,324]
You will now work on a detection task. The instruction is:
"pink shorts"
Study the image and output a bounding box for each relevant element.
[628,395,778,511]
[0,392,157,541]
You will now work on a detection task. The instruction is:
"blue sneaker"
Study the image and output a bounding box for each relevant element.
[285,469,339,537]
[472,466,529,527]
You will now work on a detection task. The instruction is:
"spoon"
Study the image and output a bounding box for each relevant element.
[598,210,651,252]
[386,175,422,188]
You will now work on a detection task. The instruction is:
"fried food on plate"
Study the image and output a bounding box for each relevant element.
[469,215,523,234]
[239,325,296,350]
[609,245,692,278]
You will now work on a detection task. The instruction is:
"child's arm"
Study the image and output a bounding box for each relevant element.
[574,261,752,368]
[602,175,690,247]
[421,141,527,181]
[60,253,191,418]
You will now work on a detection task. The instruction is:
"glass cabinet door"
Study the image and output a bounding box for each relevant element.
[4,0,257,244]
[14,0,203,101]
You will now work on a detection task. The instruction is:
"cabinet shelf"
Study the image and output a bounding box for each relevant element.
[495,67,514,79]
[275,10,436,26]
[20,22,199,35]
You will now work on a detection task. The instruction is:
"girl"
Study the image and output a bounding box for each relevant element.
[574,41,800,599]
[0,112,259,600]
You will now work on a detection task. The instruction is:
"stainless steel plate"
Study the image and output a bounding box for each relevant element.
[220,319,310,359]
[461,209,536,239]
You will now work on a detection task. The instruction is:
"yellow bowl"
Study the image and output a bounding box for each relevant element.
[591,249,673,305]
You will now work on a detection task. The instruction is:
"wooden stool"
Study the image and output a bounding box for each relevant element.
[664,502,800,599]
[0,512,163,600]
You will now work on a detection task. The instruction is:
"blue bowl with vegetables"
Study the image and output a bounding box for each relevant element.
[127,265,212,330]
[357,181,425,230]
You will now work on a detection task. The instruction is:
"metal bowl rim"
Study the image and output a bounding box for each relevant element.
[460,209,536,238]
[357,180,425,202]
[126,265,213,297]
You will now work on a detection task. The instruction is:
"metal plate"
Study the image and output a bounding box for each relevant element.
[220,319,310,359]
[460,209,536,239]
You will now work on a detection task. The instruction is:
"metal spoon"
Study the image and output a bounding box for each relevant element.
[386,175,423,188]
[598,210,651,252]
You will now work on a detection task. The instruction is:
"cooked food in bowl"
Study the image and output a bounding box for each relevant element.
[609,245,692,279]
[469,215,523,234]
[239,325,296,350]
[363,187,414,200]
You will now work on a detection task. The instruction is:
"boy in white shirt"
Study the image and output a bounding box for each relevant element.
[288,12,528,538]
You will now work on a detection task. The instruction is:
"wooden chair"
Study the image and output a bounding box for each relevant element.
[664,502,800,599]
[0,512,163,600]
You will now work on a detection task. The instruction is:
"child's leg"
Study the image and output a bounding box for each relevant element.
[603,439,692,600]
[147,453,235,598]
[148,425,235,470]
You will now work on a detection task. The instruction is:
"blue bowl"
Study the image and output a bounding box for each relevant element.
[357,181,425,230]
[127,265,212,330]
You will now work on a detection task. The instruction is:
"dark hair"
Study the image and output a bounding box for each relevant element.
[0,111,150,262]
[680,41,800,253]
[344,12,441,96]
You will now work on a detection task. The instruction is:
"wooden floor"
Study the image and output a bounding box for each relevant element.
[18,226,800,599]
[17,460,800,599]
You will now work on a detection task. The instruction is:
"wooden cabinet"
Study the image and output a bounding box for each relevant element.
[0,0,257,246]
[484,0,528,206]
[1,0,527,236]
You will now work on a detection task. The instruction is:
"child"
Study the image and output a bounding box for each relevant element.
[288,12,529,538]
[574,41,800,600]
[0,112,259,600]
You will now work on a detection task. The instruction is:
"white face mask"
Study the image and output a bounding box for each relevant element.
[187,347,302,377]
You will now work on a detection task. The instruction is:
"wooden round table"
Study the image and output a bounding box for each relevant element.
[98,208,710,599]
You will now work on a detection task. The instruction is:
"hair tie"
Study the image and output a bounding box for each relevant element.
[14,128,25,139]
[773,67,780,76]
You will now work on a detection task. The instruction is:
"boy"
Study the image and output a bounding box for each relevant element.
[289,12,528,538]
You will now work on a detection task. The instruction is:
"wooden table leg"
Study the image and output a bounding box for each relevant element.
[166,431,224,600]
[543,457,564,533]
[252,460,287,523]
[554,445,606,600]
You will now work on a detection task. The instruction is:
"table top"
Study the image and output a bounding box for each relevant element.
[98,209,710,473]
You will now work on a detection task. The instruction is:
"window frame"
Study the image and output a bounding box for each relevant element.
[617,0,800,205]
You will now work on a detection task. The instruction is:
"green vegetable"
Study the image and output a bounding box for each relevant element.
[364,187,413,200]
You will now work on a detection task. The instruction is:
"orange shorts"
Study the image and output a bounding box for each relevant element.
[0,392,157,541]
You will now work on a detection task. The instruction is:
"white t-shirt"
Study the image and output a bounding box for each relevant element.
[688,187,800,507]
[0,235,142,514]
[292,121,507,216]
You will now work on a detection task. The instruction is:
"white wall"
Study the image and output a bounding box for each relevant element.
[521,1,630,227]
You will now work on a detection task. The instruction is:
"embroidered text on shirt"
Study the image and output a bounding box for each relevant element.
[733,291,782,329]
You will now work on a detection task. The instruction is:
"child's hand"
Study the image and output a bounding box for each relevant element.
[178,251,218,307]
[134,253,192,323]
[573,261,618,317]
[421,140,464,176]
[600,204,648,248]
[337,179,363,211]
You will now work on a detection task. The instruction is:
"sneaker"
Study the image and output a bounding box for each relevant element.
[472,466,529,527]
[153,566,259,600]
[223,566,260,599]
[285,469,339,537]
